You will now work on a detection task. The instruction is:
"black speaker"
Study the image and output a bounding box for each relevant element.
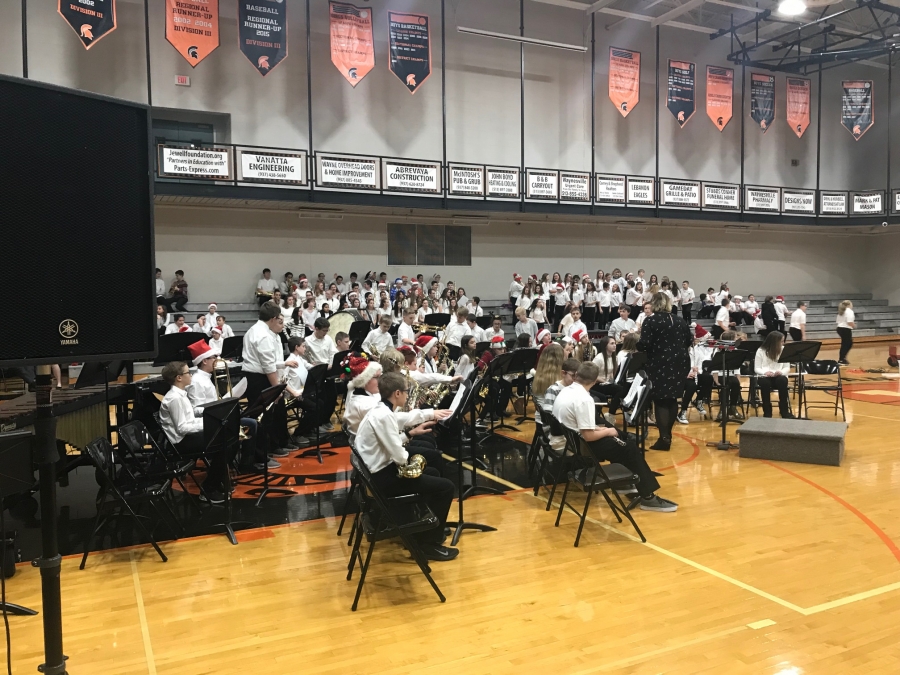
[0,75,156,366]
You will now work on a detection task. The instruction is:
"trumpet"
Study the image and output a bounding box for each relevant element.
[414,323,445,333]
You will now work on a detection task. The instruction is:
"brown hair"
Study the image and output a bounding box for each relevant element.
[162,361,187,385]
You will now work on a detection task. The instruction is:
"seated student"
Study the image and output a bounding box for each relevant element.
[455,336,478,381]
[335,331,351,354]
[729,295,754,326]
[608,304,637,342]
[165,314,191,334]
[710,330,745,421]
[444,307,470,348]
[754,330,795,419]
[397,308,419,347]
[635,302,652,331]
[282,337,322,443]
[552,362,678,513]
[355,372,459,561]
[192,315,208,334]
[155,268,166,307]
[157,305,170,335]
[208,327,225,355]
[514,307,538,342]
[476,336,513,424]
[531,347,575,431]
[713,297,735,339]
[572,329,595,362]
[362,315,394,356]
[679,324,715,422]
[616,332,640,372]
[591,336,624,416]
[464,314,487,344]
[535,328,553,355]
[563,308,586,339]
[484,316,505,342]
[514,333,532,349]
[256,268,278,306]
[205,303,219,330]
[166,270,189,312]
[215,315,235,339]
[697,288,717,319]
[305,318,337,366]
[158,361,224,504]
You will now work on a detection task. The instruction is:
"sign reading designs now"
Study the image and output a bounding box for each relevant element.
[782,188,815,215]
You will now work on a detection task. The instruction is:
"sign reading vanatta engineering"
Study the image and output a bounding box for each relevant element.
[781,188,815,215]
[486,166,520,199]
[595,174,626,204]
[316,153,380,190]
[744,186,780,213]
[166,0,219,66]
[559,172,590,203]
[59,0,117,49]
[626,177,655,206]
[448,164,484,197]
[159,145,231,180]
[820,191,848,216]
[701,182,739,211]
[238,0,287,76]
[526,169,559,200]
[660,179,700,208]
[239,150,306,185]
[851,191,884,216]
[383,159,441,195]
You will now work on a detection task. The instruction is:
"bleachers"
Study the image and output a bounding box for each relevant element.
[182,302,260,335]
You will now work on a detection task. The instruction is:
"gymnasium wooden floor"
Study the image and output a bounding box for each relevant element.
[5,343,900,674]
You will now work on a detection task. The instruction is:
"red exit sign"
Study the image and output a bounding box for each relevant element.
[175,75,191,87]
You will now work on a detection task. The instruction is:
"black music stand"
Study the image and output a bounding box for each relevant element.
[474,341,491,359]
[779,341,822,420]
[153,332,199,366]
[508,348,539,423]
[479,352,518,442]
[202,398,253,545]
[242,384,293,506]
[75,360,130,441]
[622,354,650,449]
[464,376,505,497]
[444,381,499,545]
[423,313,451,328]
[295,364,339,463]
[706,349,748,451]
[348,321,371,350]
[0,431,38,616]
[326,349,351,421]
[475,315,493,330]
[221,335,244,361]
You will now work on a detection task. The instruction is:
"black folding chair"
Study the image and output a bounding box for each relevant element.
[554,427,646,547]
[336,424,360,542]
[533,414,590,511]
[801,360,846,421]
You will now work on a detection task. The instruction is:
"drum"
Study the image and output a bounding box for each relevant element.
[327,309,364,341]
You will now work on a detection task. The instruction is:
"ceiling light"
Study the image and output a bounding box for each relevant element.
[777,0,807,17]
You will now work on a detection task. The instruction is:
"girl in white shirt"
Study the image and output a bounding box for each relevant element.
[625,281,642,320]
[416,299,431,324]
[583,282,599,330]
[754,331,794,418]
[836,300,856,365]
[456,288,469,308]
[455,335,477,381]
[610,286,623,313]
[569,279,584,312]
[553,283,570,331]
[531,299,547,328]
[597,282,613,329]
[517,286,534,312]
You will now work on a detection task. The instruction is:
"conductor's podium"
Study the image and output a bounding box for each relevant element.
[737,418,848,467]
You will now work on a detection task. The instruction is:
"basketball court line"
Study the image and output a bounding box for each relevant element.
[130,551,158,675]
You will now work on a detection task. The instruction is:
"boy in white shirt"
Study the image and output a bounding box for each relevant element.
[305,318,338,366]
[397,308,419,347]
[484,317,505,342]
[165,314,191,334]
[215,315,235,339]
[508,273,524,306]
[208,327,225,354]
[679,281,695,323]
[563,308,586,339]
[465,315,487,343]
[205,303,219,329]
[362,315,395,356]
[443,307,470,347]
[609,305,636,342]
[192,315,208,334]
[714,298,735,339]
[774,295,788,333]
[466,296,484,318]
[789,301,807,341]
[257,268,278,306]
[514,307,538,342]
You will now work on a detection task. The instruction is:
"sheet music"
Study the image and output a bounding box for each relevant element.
[448,384,467,413]
[622,372,644,409]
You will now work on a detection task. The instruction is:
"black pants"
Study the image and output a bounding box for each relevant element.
[484,378,512,417]
[711,325,725,340]
[837,327,853,361]
[244,371,289,453]
[789,327,803,342]
[698,305,716,319]
[654,398,678,441]
[553,305,566,332]
[628,305,640,321]
[681,374,714,410]
[716,375,743,407]
[681,305,692,323]
[177,432,233,490]
[730,311,753,326]
[165,295,187,312]
[587,434,659,498]
[370,465,453,544]
[583,306,597,330]
[547,298,556,326]
[600,306,611,329]
[591,382,625,414]
[758,375,791,418]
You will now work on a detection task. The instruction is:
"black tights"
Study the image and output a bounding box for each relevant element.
[654,398,679,441]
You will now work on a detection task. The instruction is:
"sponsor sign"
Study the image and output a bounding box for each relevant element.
[851,191,884,215]
[744,186,780,212]
[595,174,626,204]
[701,182,740,211]
[559,172,590,203]
[383,159,441,194]
[448,164,485,197]
[627,177,655,206]
[486,166,520,199]
[526,169,559,200]
[820,191,848,216]
[660,179,700,208]
[781,188,816,215]
[159,145,231,180]
[239,150,306,185]
[316,153,380,189]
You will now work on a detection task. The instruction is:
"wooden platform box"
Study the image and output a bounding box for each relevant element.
[736,418,848,466]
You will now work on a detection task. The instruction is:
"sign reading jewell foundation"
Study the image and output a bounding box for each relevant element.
[388,11,431,94]
[706,66,733,131]
[608,47,640,117]
[239,0,287,76]
[330,2,375,86]
[240,150,307,185]
[159,146,231,180]
[166,0,219,66]
[59,0,117,49]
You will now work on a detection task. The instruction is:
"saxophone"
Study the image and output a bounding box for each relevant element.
[400,368,419,413]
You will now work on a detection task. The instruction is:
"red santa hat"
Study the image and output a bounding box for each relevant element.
[415,335,438,353]
[582,273,590,279]
[536,328,550,343]
[208,302,218,310]
[513,273,522,281]
[776,295,784,302]
[572,329,586,342]
[490,335,505,346]
[556,283,564,290]
[187,340,216,366]
[397,345,417,362]
[694,324,709,339]
[530,274,538,280]
[178,325,191,333]
[344,355,382,389]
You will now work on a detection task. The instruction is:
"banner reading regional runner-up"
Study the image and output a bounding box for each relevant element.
[330,2,375,87]
[608,47,640,117]
[388,11,431,94]
[166,0,219,66]
[786,77,810,138]
[706,66,733,131]
[238,0,287,76]
[59,0,117,49]
[750,73,775,133]
[842,80,874,140]
[667,60,695,127]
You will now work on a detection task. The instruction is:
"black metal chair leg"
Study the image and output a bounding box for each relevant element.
[574,485,595,548]
[351,538,377,611]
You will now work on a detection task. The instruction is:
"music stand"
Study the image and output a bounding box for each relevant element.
[508,348,539,423]
[295,364,339,463]
[242,384,293,506]
[474,341,491,359]
[423,313,451,328]
[779,341,822,420]
[706,349,748,451]
[220,335,244,361]
[202,398,253,545]
[0,431,38,616]
[348,321,371,350]
[475,315,493,330]
[75,360,129,441]
[479,352,518,441]
[153,332,199,366]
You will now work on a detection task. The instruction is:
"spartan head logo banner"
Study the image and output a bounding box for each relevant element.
[706,66,733,131]
[388,11,431,94]
[842,81,874,141]
[166,0,220,67]
[750,73,775,133]
[786,77,811,138]
[666,60,695,128]
[58,0,117,49]
[608,47,640,117]
[330,2,375,87]
[238,0,287,76]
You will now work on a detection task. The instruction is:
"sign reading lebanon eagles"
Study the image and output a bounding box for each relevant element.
[608,47,640,117]
[750,73,775,133]
[59,0,117,48]
[330,2,375,86]
[842,81,874,140]
[166,0,219,66]
[388,11,431,94]
[786,77,811,138]
[239,0,287,76]
[667,60,695,128]
[706,66,733,131]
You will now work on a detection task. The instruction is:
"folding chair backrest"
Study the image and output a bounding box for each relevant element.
[547,413,565,438]
[802,360,839,376]
[562,426,591,460]
[84,437,116,483]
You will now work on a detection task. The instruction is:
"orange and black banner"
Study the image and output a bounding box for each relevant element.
[706,66,733,131]
[388,11,431,94]
[667,60,695,127]
[238,0,287,76]
[750,73,775,133]
[330,2,375,87]
[166,0,219,67]
[608,47,640,117]
[842,80,874,140]
[785,77,810,138]
[58,0,116,49]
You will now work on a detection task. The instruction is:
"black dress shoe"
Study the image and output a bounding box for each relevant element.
[649,438,671,451]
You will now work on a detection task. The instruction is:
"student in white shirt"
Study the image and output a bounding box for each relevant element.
[563,308,586,339]
[598,282,613,330]
[465,315,487,344]
[444,307,470,348]
[283,337,320,442]
[774,296,788,333]
[484,317,505,342]
[157,304,171,334]
[509,273,524,306]
[191,315,208,334]
[610,286,624,313]
[305,317,338,366]
[514,307,538,342]
[679,281,695,323]
[553,283,570,331]
[215,315,235,340]
[455,336,478,381]
[754,331,795,419]
[456,287,469,309]
[466,296,484,318]
[208,327,224,354]
[714,298,734,339]
[635,302,652,331]
[257,268,278,306]
[583,282,599,330]
[204,303,219,330]
[714,283,730,308]
[625,281,642,320]
[397,308,419,347]
[362,315,395,356]
[301,300,320,330]
[741,294,759,317]
[789,301,807,341]
[531,299,547,329]
[836,300,856,365]
[516,286,534,312]
[165,314,191,334]
[155,268,166,306]
[608,305,636,342]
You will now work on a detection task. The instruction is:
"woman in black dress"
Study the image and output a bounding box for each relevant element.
[638,292,693,451]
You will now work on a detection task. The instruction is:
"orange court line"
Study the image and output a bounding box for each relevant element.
[655,433,702,472]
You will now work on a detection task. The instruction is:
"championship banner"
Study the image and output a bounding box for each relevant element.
[166,0,219,66]
[706,66,733,131]
[842,81,874,140]
[388,11,431,94]
[238,0,287,76]
[58,0,117,49]
[750,73,775,133]
[330,2,374,87]
[667,60,695,127]
[608,47,640,117]
[786,77,810,138]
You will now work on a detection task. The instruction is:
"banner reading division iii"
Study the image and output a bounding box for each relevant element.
[59,0,117,49]
[706,66,733,131]
[388,11,431,94]
[667,60,695,127]
[330,2,375,86]
[608,47,640,117]
[238,0,287,76]
[786,77,810,138]
[842,81,874,140]
[166,0,219,66]
[750,73,775,132]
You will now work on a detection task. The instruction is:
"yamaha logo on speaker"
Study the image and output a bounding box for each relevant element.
[59,319,79,345]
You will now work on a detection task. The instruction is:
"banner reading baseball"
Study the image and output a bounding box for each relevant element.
[666,59,696,127]
[58,0,117,49]
[238,0,287,76]
[388,11,431,94]
[750,72,775,133]
[166,0,219,66]
[330,2,375,87]
[841,80,874,140]
[785,77,810,138]
[706,66,733,131]
[608,47,640,117]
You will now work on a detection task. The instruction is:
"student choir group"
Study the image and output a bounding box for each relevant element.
[150,266,857,562]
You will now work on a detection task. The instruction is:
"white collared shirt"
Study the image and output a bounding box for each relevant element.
[159,386,204,446]
[790,309,806,329]
[186,368,219,415]
[362,328,394,355]
[397,322,417,345]
[609,317,636,341]
[465,325,487,343]
[257,278,278,293]
[305,333,337,366]
[217,324,235,339]
[165,323,190,334]
[242,320,280,375]
[343,390,380,434]
[755,347,790,376]
[155,278,166,297]
[355,402,409,473]
[284,358,308,393]
[444,319,469,347]
[465,303,483,318]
